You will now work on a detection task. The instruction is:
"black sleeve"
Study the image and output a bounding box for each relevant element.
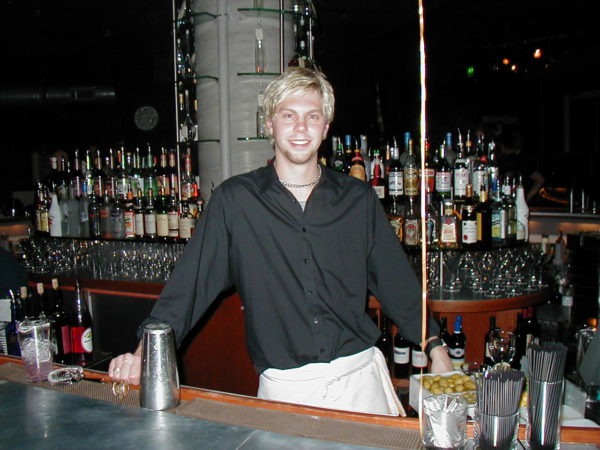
[137,186,234,346]
[365,190,439,344]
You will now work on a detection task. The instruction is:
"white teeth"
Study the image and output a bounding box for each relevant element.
[291,140,308,144]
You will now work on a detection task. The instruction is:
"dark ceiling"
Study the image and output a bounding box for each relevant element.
[0,0,599,190]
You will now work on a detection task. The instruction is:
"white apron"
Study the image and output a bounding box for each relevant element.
[257,347,406,416]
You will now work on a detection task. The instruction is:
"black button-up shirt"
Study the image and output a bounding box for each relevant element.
[144,163,438,372]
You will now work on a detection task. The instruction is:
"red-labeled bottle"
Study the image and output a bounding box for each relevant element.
[70,278,93,366]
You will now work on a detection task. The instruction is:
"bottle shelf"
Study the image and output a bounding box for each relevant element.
[237,72,281,78]
[238,8,313,19]
[237,137,268,141]
[194,75,219,82]
[191,11,218,24]
[197,138,220,143]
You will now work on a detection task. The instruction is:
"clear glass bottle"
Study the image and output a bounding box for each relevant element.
[256,86,266,138]
[255,21,266,73]
[403,138,418,198]
[515,175,530,242]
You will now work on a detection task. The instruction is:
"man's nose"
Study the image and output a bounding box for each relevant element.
[294,117,307,131]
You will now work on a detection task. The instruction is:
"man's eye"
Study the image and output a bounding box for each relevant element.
[308,114,321,121]
[281,113,295,120]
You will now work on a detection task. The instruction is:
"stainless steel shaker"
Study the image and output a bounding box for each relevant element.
[140,322,180,410]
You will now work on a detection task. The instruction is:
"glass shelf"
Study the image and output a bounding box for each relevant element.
[237,137,268,141]
[238,8,283,19]
[197,138,220,143]
[194,75,218,82]
[237,72,281,77]
[191,11,218,24]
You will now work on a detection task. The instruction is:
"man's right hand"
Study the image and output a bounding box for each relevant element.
[109,344,142,385]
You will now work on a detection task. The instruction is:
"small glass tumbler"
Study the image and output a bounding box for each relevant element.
[527,378,564,450]
[475,410,520,450]
[422,394,468,450]
[17,319,53,382]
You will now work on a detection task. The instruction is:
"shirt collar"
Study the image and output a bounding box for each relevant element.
[258,159,343,194]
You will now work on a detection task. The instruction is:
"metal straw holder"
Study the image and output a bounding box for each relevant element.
[527,378,564,450]
[140,322,180,410]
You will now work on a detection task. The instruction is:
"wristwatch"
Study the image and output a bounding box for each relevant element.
[425,337,446,358]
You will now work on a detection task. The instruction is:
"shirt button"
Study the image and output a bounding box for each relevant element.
[319,348,325,354]
[302,227,307,232]
[313,317,319,324]
[307,289,313,295]
[304,258,310,263]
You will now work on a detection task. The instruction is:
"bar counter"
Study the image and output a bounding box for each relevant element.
[1,355,599,449]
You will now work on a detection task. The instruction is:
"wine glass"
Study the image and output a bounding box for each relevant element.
[442,250,462,293]
[487,330,516,369]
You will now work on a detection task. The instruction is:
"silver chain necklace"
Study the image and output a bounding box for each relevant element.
[279,165,322,189]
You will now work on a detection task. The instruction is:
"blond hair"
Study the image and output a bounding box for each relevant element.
[263,68,335,142]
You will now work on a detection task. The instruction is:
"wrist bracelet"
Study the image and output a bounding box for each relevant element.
[425,337,446,358]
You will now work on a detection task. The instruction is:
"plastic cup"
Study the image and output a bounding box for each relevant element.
[422,394,468,450]
[17,319,53,382]
[475,410,520,450]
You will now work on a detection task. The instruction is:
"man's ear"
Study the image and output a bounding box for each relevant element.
[266,119,274,136]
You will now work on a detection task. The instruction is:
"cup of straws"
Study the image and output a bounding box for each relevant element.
[526,342,567,450]
[475,368,525,450]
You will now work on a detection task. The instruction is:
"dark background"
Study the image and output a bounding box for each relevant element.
[1,0,599,201]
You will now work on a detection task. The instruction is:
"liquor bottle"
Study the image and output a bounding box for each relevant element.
[515,175,530,242]
[332,140,346,173]
[403,196,420,247]
[387,142,404,199]
[46,156,62,194]
[288,39,313,69]
[5,291,21,356]
[360,135,371,182]
[111,192,125,240]
[512,313,525,369]
[167,193,180,240]
[444,131,457,165]
[35,182,50,236]
[70,278,93,367]
[419,141,436,195]
[424,192,439,247]
[344,135,354,173]
[113,147,129,200]
[411,342,428,374]
[523,306,540,347]
[447,316,466,370]
[502,176,517,244]
[156,148,170,196]
[36,282,48,319]
[453,133,469,202]
[66,187,81,237]
[486,139,500,191]
[50,278,71,364]
[100,189,113,239]
[104,150,116,199]
[59,191,70,236]
[124,190,136,239]
[130,148,144,198]
[156,187,170,240]
[393,332,410,379]
[144,189,158,239]
[255,20,266,73]
[181,149,195,202]
[490,180,507,246]
[134,189,145,239]
[399,132,411,167]
[461,184,477,248]
[70,149,84,200]
[403,139,418,198]
[20,286,33,320]
[48,192,63,237]
[475,190,492,249]
[88,193,102,238]
[483,316,499,367]
[92,150,105,198]
[178,201,194,240]
[376,316,393,367]
[438,200,460,249]
[144,144,158,198]
[256,86,266,138]
[472,137,489,200]
[435,145,452,201]
[56,156,70,201]
[464,129,477,173]
[349,149,366,181]
[370,152,387,203]
[168,150,179,196]
[439,317,451,346]
[83,148,94,197]
[79,182,91,238]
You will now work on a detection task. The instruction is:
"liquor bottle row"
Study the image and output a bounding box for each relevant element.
[326,131,529,249]
[376,307,540,380]
[2,279,93,366]
[34,146,203,241]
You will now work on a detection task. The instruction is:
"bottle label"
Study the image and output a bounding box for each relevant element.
[435,171,452,193]
[179,217,193,239]
[440,217,458,243]
[389,218,403,241]
[411,349,428,368]
[349,164,366,181]
[420,168,435,193]
[388,172,404,196]
[144,213,157,235]
[472,170,487,195]
[393,346,410,364]
[404,169,418,196]
[454,168,469,196]
[71,326,93,354]
[462,219,477,244]
[404,219,419,245]
[168,212,179,237]
[124,211,135,237]
[156,214,169,236]
[135,213,145,236]
[491,209,507,240]
[40,211,49,233]
[372,185,385,199]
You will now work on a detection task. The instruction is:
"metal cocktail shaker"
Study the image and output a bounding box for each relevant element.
[140,322,180,410]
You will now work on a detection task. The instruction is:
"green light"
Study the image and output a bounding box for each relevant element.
[466,65,475,77]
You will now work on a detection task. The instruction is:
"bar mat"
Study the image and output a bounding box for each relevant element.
[175,398,421,449]
[0,362,142,408]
